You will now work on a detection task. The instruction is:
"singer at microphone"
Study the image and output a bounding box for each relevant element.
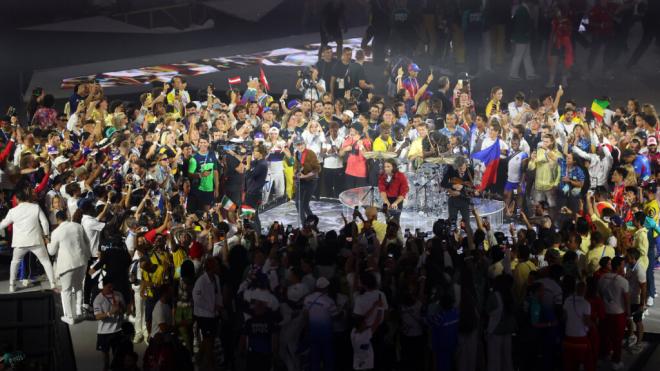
[378,159,409,222]
[292,137,320,224]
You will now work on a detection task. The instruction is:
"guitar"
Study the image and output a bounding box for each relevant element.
[449,177,477,197]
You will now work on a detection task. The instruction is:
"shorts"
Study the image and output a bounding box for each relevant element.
[96,331,122,353]
[533,188,558,208]
[504,181,519,192]
[631,304,643,323]
[195,316,218,338]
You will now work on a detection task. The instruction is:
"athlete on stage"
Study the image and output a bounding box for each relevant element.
[378,158,409,222]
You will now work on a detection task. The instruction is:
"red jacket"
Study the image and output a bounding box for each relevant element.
[378,171,409,199]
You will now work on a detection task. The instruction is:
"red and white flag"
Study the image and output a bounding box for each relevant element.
[228,76,241,85]
[259,67,270,91]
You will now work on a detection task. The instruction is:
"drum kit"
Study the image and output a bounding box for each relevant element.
[360,151,461,215]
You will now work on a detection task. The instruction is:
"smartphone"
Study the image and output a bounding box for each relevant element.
[282,89,288,96]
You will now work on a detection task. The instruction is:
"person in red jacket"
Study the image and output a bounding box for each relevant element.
[378,158,409,222]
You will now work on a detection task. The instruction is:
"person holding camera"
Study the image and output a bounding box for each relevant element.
[296,66,326,101]
[244,145,269,233]
[291,137,321,225]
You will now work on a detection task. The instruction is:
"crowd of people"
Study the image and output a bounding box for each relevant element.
[1,16,660,371]
[328,0,660,89]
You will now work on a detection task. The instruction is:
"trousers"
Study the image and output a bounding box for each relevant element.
[59,266,85,319]
[133,286,147,338]
[296,179,317,225]
[10,245,54,289]
[267,161,285,201]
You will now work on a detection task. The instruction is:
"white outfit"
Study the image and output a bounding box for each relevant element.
[81,215,105,258]
[192,272,223,319]
[598,273,629,314]
[563,295,591,337]
[0,202,54,289]
[47,221,91,319]
[265,139,287,201]
[572,145,612,189]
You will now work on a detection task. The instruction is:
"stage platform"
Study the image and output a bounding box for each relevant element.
[260,197,505,234]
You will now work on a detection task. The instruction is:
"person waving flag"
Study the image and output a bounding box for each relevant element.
[471,139,501,191]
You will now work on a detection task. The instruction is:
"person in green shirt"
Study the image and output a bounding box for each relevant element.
[187,136,219,213]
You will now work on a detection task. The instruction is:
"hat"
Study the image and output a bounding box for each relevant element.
[287,284,307,303]
[648,136,658,146]
[610,215,624,227]
[212,103,222,110]
[408,63,421,72]
[47,146,59,155]
[254,132,265,142]
[287,99,301,110]
[342,110,354,120]
[53,156,69,167]
[262,107,271,113]
[268,127,280,135]
[293,136,305,146]
[316,277,330,289]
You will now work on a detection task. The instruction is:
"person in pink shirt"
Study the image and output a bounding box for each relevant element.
[340,123,372,189]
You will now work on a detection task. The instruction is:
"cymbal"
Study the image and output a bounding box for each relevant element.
[425,157,456,165]
[363,151,398,160]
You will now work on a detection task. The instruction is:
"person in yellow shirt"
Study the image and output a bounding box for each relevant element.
[485,86,503,118]
[357,207,387,243]
[632,211,649,272]
[584,231,615,276]
[372,124,394,152]
[528,134,562,219]
[512,246,536,305]
[166,76,191,113]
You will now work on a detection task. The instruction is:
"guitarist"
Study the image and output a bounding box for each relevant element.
[441,156,475,243]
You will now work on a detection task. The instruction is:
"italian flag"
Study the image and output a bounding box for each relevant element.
[591,98,609,123]
[241,205,256,217]
[220,195,236,211]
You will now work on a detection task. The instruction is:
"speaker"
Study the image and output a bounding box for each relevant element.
[0,291,76,371]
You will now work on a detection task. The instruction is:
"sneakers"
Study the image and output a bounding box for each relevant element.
[8,285,15,293]
[647,297,654,307]
[60,316,75,326]
[611,361,624,370]
[132,334,144,344]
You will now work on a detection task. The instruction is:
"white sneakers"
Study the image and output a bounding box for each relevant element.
[8,285,15,293]
[60,316,75,326]
[647,297,654,307]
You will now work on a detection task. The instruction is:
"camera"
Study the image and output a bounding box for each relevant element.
[213,140,253,156]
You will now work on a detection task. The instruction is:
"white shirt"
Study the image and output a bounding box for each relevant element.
[151,300,173,338]
[322,134,345,169]
[81,215,105,258]
[0,202,49,248]
[300,79,327,101]
[507,151,529,183]
[481,136,509,158]
[351,328,374,370]
[563,295,591,337]
[353,290,388,327]
[93,291,124,334]
[47,221,91,276]
[572,145,612,188]
[626,262,647,305]
[193,272,223,318]
[507,101,529,121]
[598,273,629,314]
[304,292,338,329]
[302,130,326,156]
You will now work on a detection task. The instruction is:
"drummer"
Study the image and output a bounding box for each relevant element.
[378,158,409,222]
[406,121,438,167]
[369,123,395,184]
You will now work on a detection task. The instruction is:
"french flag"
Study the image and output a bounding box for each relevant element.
[471,139,500,191]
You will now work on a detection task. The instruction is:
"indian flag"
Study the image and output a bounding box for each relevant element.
[220,195,236,211]
[591,98,609,123]
[241,205,256,217]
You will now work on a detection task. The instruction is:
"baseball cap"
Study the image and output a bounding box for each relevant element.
[287,99,301,110]
[53,156,69,167]
[47,146,59,155]
[648,136,658,146]
[408,63,421,72]
[262,107,271,113]
[342,110,354,120]
[268,127,280,135]
[254,132,265,142]
[293,136,305,146]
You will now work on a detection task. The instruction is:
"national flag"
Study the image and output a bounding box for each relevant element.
[591,98,609,123]
[241,205,256,217]
[471,139,501,191]
[259,66,270,91]
[220,195,236,211]
[228,76,241,85]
